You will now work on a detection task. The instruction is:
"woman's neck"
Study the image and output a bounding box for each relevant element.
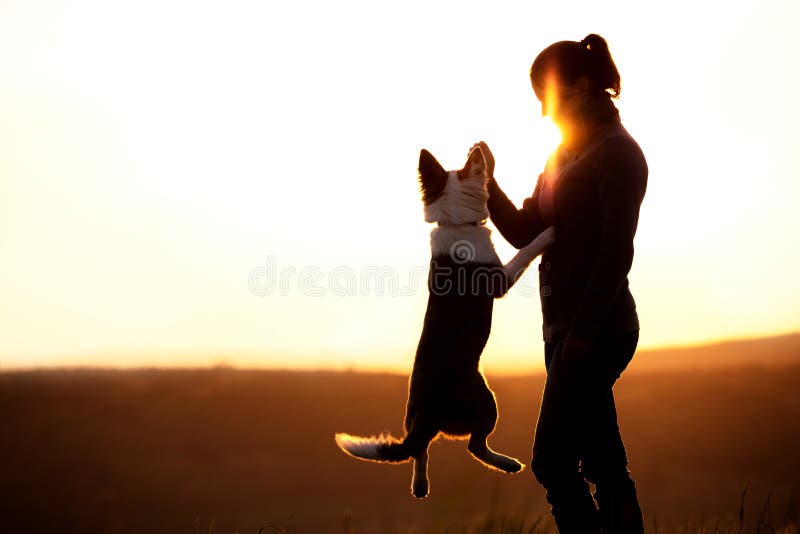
[559,118,598,153]
[558,96,620,153]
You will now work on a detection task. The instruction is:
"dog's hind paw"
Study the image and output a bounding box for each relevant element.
[469,446,525,473]
[502,458,524,473]
[411,479,429,499]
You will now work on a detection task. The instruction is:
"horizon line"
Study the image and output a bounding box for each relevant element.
[2,329,798,374]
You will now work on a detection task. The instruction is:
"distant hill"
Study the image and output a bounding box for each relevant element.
[630,331,800,371]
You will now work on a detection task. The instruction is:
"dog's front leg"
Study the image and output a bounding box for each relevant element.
[411,449,429,498]
[502,226,556,289]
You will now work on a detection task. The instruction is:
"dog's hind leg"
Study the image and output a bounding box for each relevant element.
[467,379,524,473]
[411,448,430,498]
[467,433,524,473]
[404,421,437,498]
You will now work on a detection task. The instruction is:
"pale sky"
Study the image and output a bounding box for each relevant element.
[1,0,799,371]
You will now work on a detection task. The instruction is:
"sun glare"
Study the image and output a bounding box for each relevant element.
[539,116,562,156]
[0,0,798,370]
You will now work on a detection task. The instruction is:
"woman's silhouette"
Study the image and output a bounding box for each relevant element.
[478,34,648,533]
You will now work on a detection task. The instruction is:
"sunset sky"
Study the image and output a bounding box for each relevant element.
[1,0,798,371]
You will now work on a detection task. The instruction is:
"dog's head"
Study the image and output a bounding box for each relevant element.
[418,147,490,225]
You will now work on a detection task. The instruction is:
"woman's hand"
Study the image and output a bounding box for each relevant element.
[471,141,495,179]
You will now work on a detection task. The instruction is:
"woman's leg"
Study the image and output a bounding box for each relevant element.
[531,340,601,533]
[580,329,644,534]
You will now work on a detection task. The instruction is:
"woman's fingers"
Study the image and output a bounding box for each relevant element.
[472,141,495,177]
[470,141,491,155]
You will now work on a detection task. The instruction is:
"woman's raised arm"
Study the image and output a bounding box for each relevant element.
[487,175,548,249]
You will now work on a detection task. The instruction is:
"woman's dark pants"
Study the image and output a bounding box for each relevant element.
[530,329,644,534]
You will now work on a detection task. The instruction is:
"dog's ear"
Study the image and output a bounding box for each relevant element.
[418,149,448,204]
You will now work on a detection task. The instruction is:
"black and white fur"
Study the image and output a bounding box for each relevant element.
[335,147,555,498]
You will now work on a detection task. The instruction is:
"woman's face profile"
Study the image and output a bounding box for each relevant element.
[534,74,587,127]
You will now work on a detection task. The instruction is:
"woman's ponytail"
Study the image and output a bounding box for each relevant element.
[579,34,621,98]
[531,33,622,100]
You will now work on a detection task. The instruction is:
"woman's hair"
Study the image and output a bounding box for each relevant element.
[530,34,621,100]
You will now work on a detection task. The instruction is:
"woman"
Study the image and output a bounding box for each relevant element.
[478,34,648,533]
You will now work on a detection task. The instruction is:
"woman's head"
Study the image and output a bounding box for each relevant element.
[530,34,620,125]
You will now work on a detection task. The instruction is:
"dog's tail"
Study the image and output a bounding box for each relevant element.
[334,433,412,463]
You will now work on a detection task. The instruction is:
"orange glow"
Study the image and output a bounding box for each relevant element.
[0,0,798,370]
[542,75,561,120]
[541,116,562,150]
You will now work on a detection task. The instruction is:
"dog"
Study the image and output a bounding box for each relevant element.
[335,146,555,498]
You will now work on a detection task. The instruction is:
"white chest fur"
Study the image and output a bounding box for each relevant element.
[429,225,502,265]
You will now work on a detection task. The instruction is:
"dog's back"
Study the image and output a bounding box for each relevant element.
[407,251,504,435]
[416,246,507,366]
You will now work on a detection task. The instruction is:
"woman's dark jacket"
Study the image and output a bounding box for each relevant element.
[487,118,648,344]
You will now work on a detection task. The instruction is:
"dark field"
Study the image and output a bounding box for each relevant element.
[2,336,800,533]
